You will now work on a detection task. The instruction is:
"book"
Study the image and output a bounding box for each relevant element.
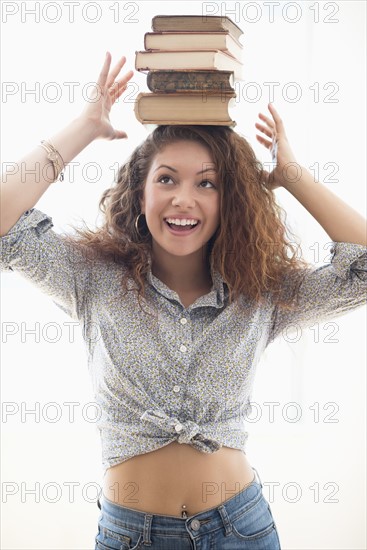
[133,91,237,127]
[144,31,243,62]
[151,15,244,42]
[146,70,235,93]
[135,49,243,80]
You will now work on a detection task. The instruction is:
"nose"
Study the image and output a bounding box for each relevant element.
[171,184,196,208]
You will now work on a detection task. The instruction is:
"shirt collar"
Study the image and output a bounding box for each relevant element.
[146,249,227,309]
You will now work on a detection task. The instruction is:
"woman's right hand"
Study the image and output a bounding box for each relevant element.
[80,52,134,141]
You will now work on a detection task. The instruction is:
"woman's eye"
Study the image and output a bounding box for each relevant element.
[158,175,173,184]
[200,180,215,188]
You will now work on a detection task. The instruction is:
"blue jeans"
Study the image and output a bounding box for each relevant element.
[95,467,281,549]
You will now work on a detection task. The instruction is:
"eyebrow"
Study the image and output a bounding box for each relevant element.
[153,164,217,175]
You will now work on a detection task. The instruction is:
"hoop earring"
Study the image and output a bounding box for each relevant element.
[134,213,148,238]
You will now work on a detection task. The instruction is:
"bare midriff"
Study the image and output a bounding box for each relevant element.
[102,441,256,518]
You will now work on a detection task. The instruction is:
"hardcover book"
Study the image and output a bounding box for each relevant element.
[144,31,243,62]
[146,70,235,93]
[135,49,243,80]
[134,91,237,127]
[151,15,244,42]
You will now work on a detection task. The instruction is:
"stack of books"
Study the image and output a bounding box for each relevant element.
[133,15,244,127]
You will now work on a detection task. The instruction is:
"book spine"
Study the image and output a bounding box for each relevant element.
[146,70,234,93]
[133,92,144,123]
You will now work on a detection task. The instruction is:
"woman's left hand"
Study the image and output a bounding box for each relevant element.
[255,103,301,191]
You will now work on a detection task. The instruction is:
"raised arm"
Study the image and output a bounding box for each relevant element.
[0,52,134,236]
[254,104,367,344]
[255,103,367,246]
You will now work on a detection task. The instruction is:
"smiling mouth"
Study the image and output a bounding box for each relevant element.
[164,220,201,234]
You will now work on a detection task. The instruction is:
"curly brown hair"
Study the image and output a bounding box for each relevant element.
[63,125,311,315]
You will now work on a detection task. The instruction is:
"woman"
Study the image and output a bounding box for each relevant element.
[1,53,366,550]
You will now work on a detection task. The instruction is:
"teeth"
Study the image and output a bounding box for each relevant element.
[166,218,198,226]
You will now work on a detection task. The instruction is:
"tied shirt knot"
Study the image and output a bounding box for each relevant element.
[140,408,222,452]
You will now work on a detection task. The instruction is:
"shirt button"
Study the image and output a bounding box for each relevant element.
[175,423,183,432]
[180,318,187,325]
[179,345,187,353]
[173,385,181,393]
[190,519,201,530]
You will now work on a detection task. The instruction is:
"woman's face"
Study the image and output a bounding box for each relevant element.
[140,140,220,259]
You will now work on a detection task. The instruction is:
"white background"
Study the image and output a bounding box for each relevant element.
[1,1,366,548]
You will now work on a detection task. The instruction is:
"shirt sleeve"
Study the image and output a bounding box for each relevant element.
[267,241,367,344]
[0,207,93,321]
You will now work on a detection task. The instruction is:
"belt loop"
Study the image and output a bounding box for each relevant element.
[217,504,232,536]
[142,513,153,545]
[252,466,263,488]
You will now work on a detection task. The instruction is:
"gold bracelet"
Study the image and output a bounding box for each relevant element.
[39,140,65,182]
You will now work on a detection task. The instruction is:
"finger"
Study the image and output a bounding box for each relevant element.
[258,112,275,129]
[109,71,133,101]
[255,122,273,140]
[109,70,134,96]
[115,130,128,139]
[96,52,112,89]
[255,134,273,149]
[268,103,285,131]
[106,55,126,88]
[106,55,128,88]
[109,84,127,103]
